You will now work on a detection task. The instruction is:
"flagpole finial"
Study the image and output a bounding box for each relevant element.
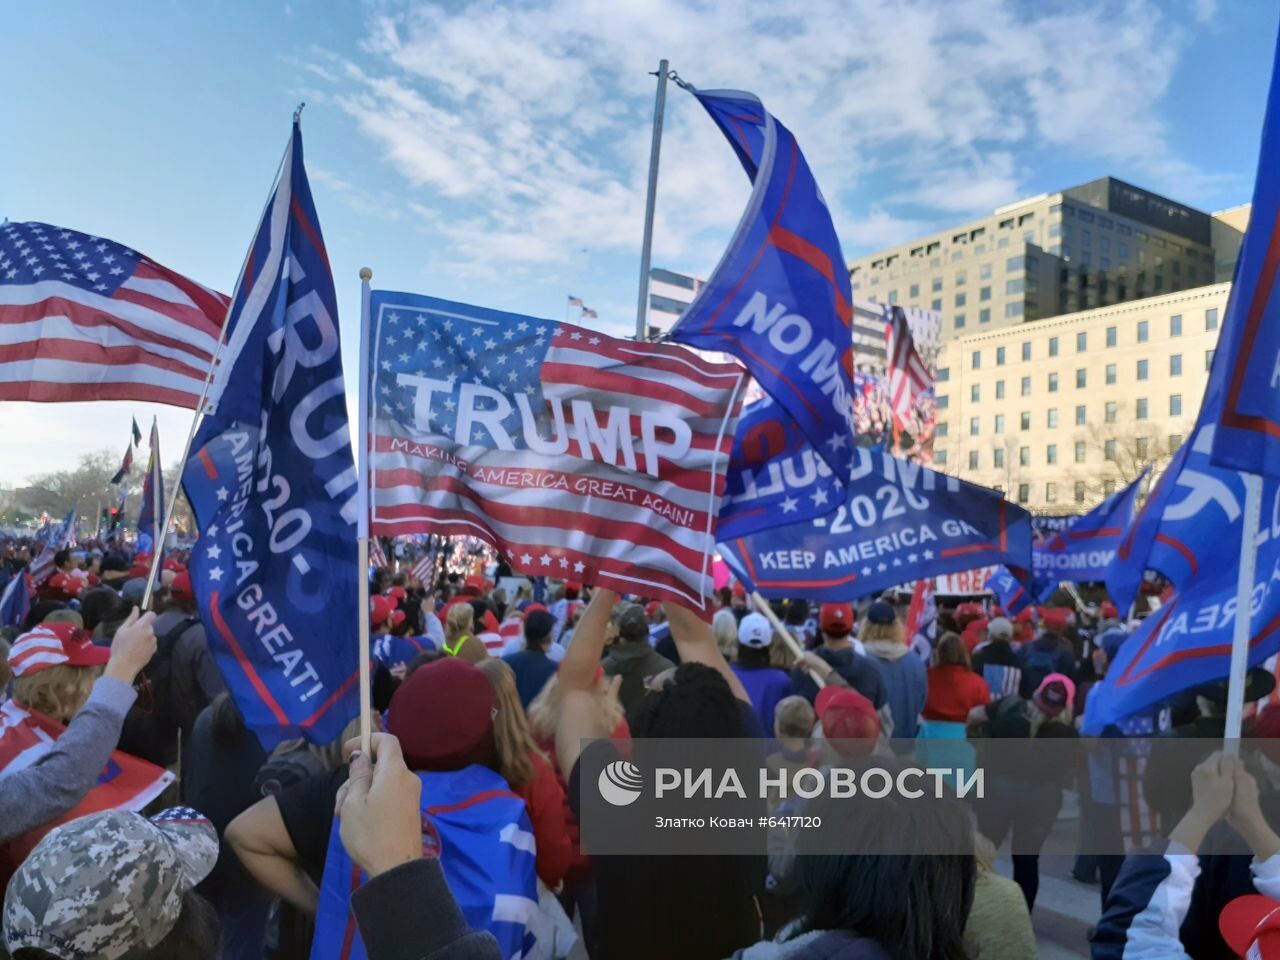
[293,102,306,123]
[359,267,373,281]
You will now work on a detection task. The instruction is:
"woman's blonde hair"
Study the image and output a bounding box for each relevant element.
[770,635,797,669]
[712,611,738,662]
[477,659,546,788]
[13,664,101,723]
[446,602,474,640]
[861,619,904,646]
[528,672,625,745]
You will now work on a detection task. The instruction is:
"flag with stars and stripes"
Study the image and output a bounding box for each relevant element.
[0,221,228,407]
[28,508,76,587]
[884,304,932,431]
[366,292,747,610]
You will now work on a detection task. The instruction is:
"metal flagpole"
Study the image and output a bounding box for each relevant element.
[140,418,166,606]
[1225,472,1264,751]
[357,268,375,757]
[634,59,670,342]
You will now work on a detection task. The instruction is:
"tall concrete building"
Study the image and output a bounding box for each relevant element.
[848,177,1243,341]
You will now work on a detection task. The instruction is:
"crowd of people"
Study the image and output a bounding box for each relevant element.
[3,534,1280,959]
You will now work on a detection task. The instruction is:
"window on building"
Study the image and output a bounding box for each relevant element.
[996,346,1006,366]
[1105,402,1117,423]
[995,380,1005,399]
[888,290,898,304]
[1048,372,1059,393]
[909,283,919,298]
[1046,482,1058,504]
[1020,411,1031,430]
[1006,302,1024,318]
[972,350,981,369]
[1019,446,1030,467]
[1137,359,1149,380]
[1049,337,1059,357]
[1206,307,1219,330]
[1021,376,1032,397]
[980,308,991,324]
[932,278,942,292]
[1136,437,1149,459]
[1206,349,1215,370]
[968,450,979,469]
[1170,314,1182,337]
[971,384,980,402]
[1076,332,1087,352]
[1082,229,1092,246]
[1170,393,1183,416]
[1136,397,1148,420]
[955,314,966,329]
[1104,479,1117,496]
[1076,368,1087,389]
[979,286,991,301]
[970,418,980,436]
[955,292,967,307]
[936,450,948,465]
[1047,408,1059,428]
[937,367,950,382]
[994,414,1005,433]
[1105,439,1117,461]
[1006,278,1025,295]
[1076,404,1086,425]
[1138,320,1149,342]
[955,270,967,286]
[1007,255,1025,272]
[1170,433,1184,450]
[1075,481,1086,504]
[1075,441,1087,463]
[993,447,1005,469]
[1118,241,1129,259]
[937,422,949,437]
[1017,483,1030,504]
[1105,363,1117,385]
[980,263,992,280]
[1170,354,1182,376]
[1047,444,1058,465]
[932,299,942,312]
[1021,342,1032,361]
[1106,326,1117,348]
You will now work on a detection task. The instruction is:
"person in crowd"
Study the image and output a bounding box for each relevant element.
[501,608,560,708]
[923,631,991,728]
[713,607,739,661]
[1018,608,1077,698]
[971,674,1079,910]
[556,587,763,959]
[790,602,885,717]
[971,616,1023,698]
[476,658,572,888]
[601,602,675,716]
[860,600,927,743]
[731,612,793,736]
[117,571,225,768]
[736,765,976,959]
[76,585,119,635]
[783,599,813,652]
[181,692,270,960]
[0,610,156,852]
[2,805,221,960]
[966,836,1037,960]
[765,696,816,813]
[441,600,488,663]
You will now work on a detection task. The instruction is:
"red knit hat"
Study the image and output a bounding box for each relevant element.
[386,658,495,771]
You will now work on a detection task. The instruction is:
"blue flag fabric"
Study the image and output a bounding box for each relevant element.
[181,121,359,751]
[137,421,163,553]
[719,449,1032,601]
[669,88,857,480]
[311,765,538,960]
[1208,32,1280,475]
[1035,471,1147,586]
[0,571,32,629]
[985,567,1037,615]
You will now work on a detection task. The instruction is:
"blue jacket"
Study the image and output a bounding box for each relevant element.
[863,643,927,740]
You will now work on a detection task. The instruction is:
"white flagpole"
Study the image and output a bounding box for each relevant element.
[1225,472,1264,750]
[357,267,374,757]
[634,59,670,342]
[141,418,166,607]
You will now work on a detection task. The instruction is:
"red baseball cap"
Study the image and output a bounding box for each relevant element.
[461,575,484,596]
[8,623,110,678]
[386,586,407,603]
[371,595,404,628]
[820,602,854,637]
[1040,607,1072,632]
[170,571,194,603]
[731,582,747,599]
[1220,894,1280,958]
[815,686,880,757]
[46,571,84,598]
[1100,600,1119,619]
[564,582,582,599]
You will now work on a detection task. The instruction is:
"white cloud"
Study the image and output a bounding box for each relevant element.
[305,0,1215,276]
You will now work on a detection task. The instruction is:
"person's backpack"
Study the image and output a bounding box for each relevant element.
[1019,641,1066,698]
[117,616,199,767]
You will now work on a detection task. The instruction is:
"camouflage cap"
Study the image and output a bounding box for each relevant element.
[3,807,218,960]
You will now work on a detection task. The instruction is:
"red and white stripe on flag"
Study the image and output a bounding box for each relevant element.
[884,307,932,430]
[369,311,746,610]
[0,222,228,408]
[411,554,433,583]
[369,538,388,569]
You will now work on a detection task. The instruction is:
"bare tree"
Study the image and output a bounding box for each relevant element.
[23,449,194,537]
[1071,401,1177,506]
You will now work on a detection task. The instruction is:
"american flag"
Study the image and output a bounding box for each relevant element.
[884,305,932,430]
[367,293,746,609]
[29,507,76,586]
[369,537,389,569]
[567,295,584,308]
[109,439,134,485]
[581,307,598,319]
[411,552,434,584]
[0,221,228,407]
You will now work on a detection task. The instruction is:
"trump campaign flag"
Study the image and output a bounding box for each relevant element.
[1209,33,1280,476]
[27,508,76,587]
[1034,470,1146,586]
[182,120,359,750]
[136,418,163,553]
[719,448,1032,602]
[0,221,227,406]
[669,88,857,479]
[365,292,746,610]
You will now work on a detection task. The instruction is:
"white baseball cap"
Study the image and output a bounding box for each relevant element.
[738,612,773,648]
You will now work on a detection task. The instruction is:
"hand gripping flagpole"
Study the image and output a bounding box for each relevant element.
[357,267,374,757]
[1225,472,1264,751]
[634,59,671,342]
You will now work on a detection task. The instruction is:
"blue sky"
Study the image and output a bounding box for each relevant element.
[2,0,1276,486]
